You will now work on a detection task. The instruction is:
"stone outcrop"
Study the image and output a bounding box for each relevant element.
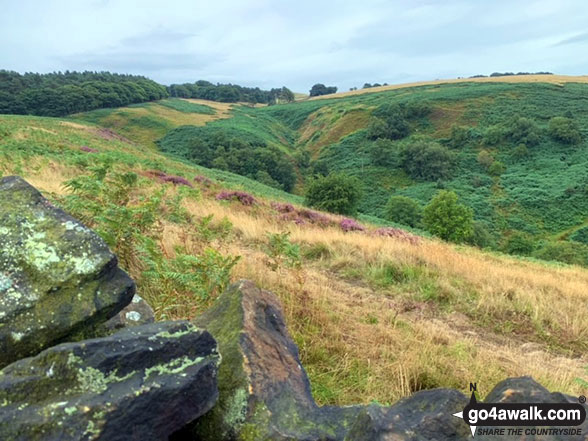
[344,390,470,440]
[98,294,155,336]
[475,377,588,441]
[0,176,135,367]
[176,280,361,441]
[175,280,588,441]
[0,321,220,441]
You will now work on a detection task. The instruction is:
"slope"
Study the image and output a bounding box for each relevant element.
[0,113,587,406]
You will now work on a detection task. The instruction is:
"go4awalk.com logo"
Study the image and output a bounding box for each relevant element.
[452,383,587,437]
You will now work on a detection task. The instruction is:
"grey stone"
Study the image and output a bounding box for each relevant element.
[0,176,135,367]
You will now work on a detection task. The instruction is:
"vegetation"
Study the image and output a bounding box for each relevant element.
[305,173,363,215]
[0,70,168,116]
[168,80,294,104]
[1,112,587,409]
[422,191,474,242]
[548,116,582,144]
[309,83,338,97]
[385,195,422,227]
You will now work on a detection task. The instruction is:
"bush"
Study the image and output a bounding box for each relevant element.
[512,143,529,158]
[488,161,506,176]
[448,125,477,148]
[400,139,454,181]
[548,117,582,144]
[422,190,474,243]
[506,117,541,146]
[503,232,535,256]
[533,241,588,266]
[467,222,495,249]
[477,150,494,168]
[369,139,398,167]
[385,195,422,227]
[570,227,588,244]
[305,173,363,215]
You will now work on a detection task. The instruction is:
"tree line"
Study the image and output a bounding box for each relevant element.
[0,70,168,117]
[0,70,295,117]
[168,80,294,105]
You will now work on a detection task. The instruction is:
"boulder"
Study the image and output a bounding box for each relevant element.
[344,389,470,441]
[475,377,588,441]
[98,294,155,336]
[178,280,361,441]
[0,176,135,367]
[0,320,220,441]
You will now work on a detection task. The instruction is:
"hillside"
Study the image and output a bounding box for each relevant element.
[0,112,587,406]
[82,78,588,266]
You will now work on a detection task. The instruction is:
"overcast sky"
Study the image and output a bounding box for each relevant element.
[2,0,588,92]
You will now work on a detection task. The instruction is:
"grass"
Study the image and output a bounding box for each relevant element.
[71,98,232,149]
[1,113,587,406]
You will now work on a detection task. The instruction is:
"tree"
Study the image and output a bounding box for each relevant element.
[305,173,362,215]
[548,116,582,144]
[385,196,422,227]
[422,190,474,242]
[309,83,338,97]
[400,139,454,180]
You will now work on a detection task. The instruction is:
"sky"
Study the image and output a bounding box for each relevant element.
[2,0,588,92]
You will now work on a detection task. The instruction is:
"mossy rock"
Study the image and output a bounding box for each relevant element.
[0,176,135,367]
[177,280,361,441]
[0,321,220,441]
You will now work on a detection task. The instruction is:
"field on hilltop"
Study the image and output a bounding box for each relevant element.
[1,112,587,405]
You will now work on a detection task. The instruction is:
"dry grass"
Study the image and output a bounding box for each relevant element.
[8,116,588,405]
[173,197,588,403]
[310,74,588,100]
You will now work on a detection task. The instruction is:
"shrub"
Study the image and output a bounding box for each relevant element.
[533,241,588,266]
[477,150,494,168]
[512,143,529,158]
[340,218,365,232]
[369,138,398,167]
[265,232,301,270]
[422,190,474,243]
[305,173,363,215]
[503,232,535,256]
[385,195,422,227]
[372,227,420,244]
[570,227,588,244]
[548,117,582,144]
[400,139,454,181]
[216,190,256,206]
[483,125,504,145]
[448,125,473,148]
[506,117,541,146]
[467,222,495,249]
[488,161,506,176]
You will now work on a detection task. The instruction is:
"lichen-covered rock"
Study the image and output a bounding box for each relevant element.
[178,280,361,441]
[344,389,470,441]
[0,176,135,367]
[97,294,155,336]
[0,320,220,441]
[476,377,588,441]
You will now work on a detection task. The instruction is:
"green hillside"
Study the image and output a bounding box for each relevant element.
[147,81,588,265]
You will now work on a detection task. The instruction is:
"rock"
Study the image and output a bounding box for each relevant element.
[0,320,220,441]
[177,280,361,441]
[345,389,470,441]
[0,176,135,367]
[98,294,155,336]
[475,377,588,441]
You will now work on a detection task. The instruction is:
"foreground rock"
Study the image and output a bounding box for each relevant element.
[345,389,470,441]
[476,377,588,441]
[177,280,361,441]
[0,320,220,441]
[97,294,155,336]
[0,176,135,367]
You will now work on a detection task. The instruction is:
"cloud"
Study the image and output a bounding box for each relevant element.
[554,31,588,47]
